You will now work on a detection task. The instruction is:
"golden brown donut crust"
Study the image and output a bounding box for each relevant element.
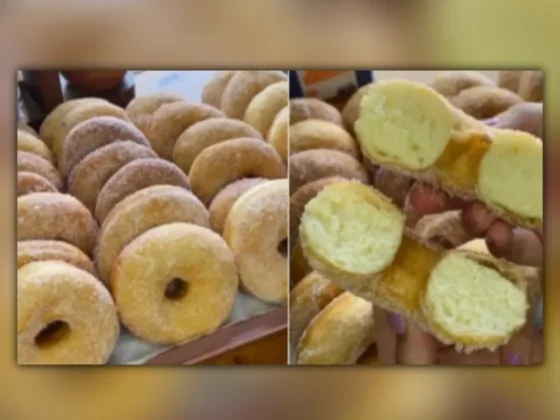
[518,70,543,102]
[290,98,343,127]
[17,240,95,274]
[17,130,54,164]
[189,137,286,205]
[290,239,312,288]
[431,71,496,98]
[17,172,58,197]
[267,106,288,162]
[243,81,289,137]
[17,151,63,190]
[18,121,39,137]
[125,92,184,133]
[450,86,523,119]
[201,71,237,109]
[94,158,190,223]
[415,210,474,250]
[290,119,359,157]
[341,83,374,134]
[68,141,157,213]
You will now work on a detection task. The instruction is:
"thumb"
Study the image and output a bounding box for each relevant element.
[388,312,438,365]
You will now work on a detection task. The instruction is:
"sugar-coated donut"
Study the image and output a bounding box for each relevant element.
[68,141,157,213]
[430,71,496,98]
[111,223,238,344]
[450,86,523,119]
[96,185,210,284]
[17,130,54,164]
[243,81,289,137]
[201,71,237,109]
[18,121,39,137]
[290,119,359,157]
[223,179,288,303]
[53,101,129,158]
[267,106,288,162]
[415,210,473,250]
[296,292,374,365]
[499,70,523,93]
[125,92,184,133]
[17,151,63,190]
[17,172,57,197]
[60,116,150,177]
[289,271,343,347]
[17,261,119,364]
[290,98,343,127]
[341,83,374,134]
[290,239,312,287]
[94,158,190,223]
[208,178,267,235]
[172,117,263,174]
[148,101,224,160]
[290,176,347,249]
[18,240,95,274]
[18,192,98,255]
[518,70,543,102]
[40,98,108,148]
[189,137,286,205]
[289,149,368,192]
[220,71,287,119]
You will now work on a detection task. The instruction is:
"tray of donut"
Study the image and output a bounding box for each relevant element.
[17,70,290,365]
[289,70,542,365]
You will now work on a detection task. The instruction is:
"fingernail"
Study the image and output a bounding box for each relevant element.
[388,312,406,335]
[505,353,523,365]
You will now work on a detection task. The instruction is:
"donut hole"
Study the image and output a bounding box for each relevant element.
[164,278,189,301]
[35,320,71,349]
[277,238,288,258]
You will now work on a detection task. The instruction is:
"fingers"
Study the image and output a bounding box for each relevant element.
[408,182,465,214]
[461,202,495,235]
[372,307,397,365]
[488,227,543,267]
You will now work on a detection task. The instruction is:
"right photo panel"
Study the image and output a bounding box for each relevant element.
[288,70,543,365]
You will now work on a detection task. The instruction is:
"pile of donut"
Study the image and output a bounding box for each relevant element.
[289,70,542,365]
[17,70,289,365]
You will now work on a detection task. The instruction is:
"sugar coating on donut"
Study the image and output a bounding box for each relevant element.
[431,71,496,98]
[111,223,238,344]
[18,240,94,274]
[450,86,522,120]
[243,81,289,137]
[289,149,368,192]
[290,98,343,127]
[172,117,263,174]
[290,119,359,157]
[201,71,237,109]
[189,137,286,205]
[17,172,58,197]
[148,101,225,160]
[60,116,150,177]
[17,192,98,255]
[341,84,374,133]
[125,92,184,132]
[68,141,157,213]
[17,130,54,163]
[95,158,190,223]
[267,106,288,162]
[224,179,288,303]
[17,261,119,365]
[17,151,63,190]
[209,177,268,235]
[96,185,210,284]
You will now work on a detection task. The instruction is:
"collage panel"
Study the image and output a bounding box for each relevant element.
[288,70,543,365]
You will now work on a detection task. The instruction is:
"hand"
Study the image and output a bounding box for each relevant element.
[484,101,543,139]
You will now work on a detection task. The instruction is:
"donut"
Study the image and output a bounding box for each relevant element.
[355,80,543,229]
[17,130,54,163]
[223,179,288,303]
[95,158,190,223]
[290,239,312,287]
[296,292,374,365]
[125,92,184,133]
[17,261,119,364]
[450,86,523,119]
[208,177,267,235]
[289,271,343,347]
[111,223,238,344]
[290,176,347,249]
[499,70,523,93]
[172,117,263,174]
[201,71,237,108]
[39,98,108,148]
[148,101,224,160]
[18,121,39,137]
[518,70,543,102]
[289,119,359,157]
[68,141,157,213]
[415,210,473,250]
[341,83,375,134]
[220,70,287,119]
[289,149,368,192]
[430,71,496,98]
[18,193,98,255]
[267,105,288,162]
[300,181,528,352]
[243,81,289,137]
[189,137,286,205]
[371,167,415,208]
[17,151,63,190]
[60,116,150,177]
[96,185,210,284]
[17,240,94,274]
[53,101,129,158]
[290,98,343,127]
[17,172,57,197]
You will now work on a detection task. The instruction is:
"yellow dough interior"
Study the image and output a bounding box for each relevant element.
[301,182,405,275]
[355,80,454,170]
[478,129,543,221]
[424,253,527,344]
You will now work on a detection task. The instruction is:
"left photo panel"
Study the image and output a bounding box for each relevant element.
[16,70,289,365]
